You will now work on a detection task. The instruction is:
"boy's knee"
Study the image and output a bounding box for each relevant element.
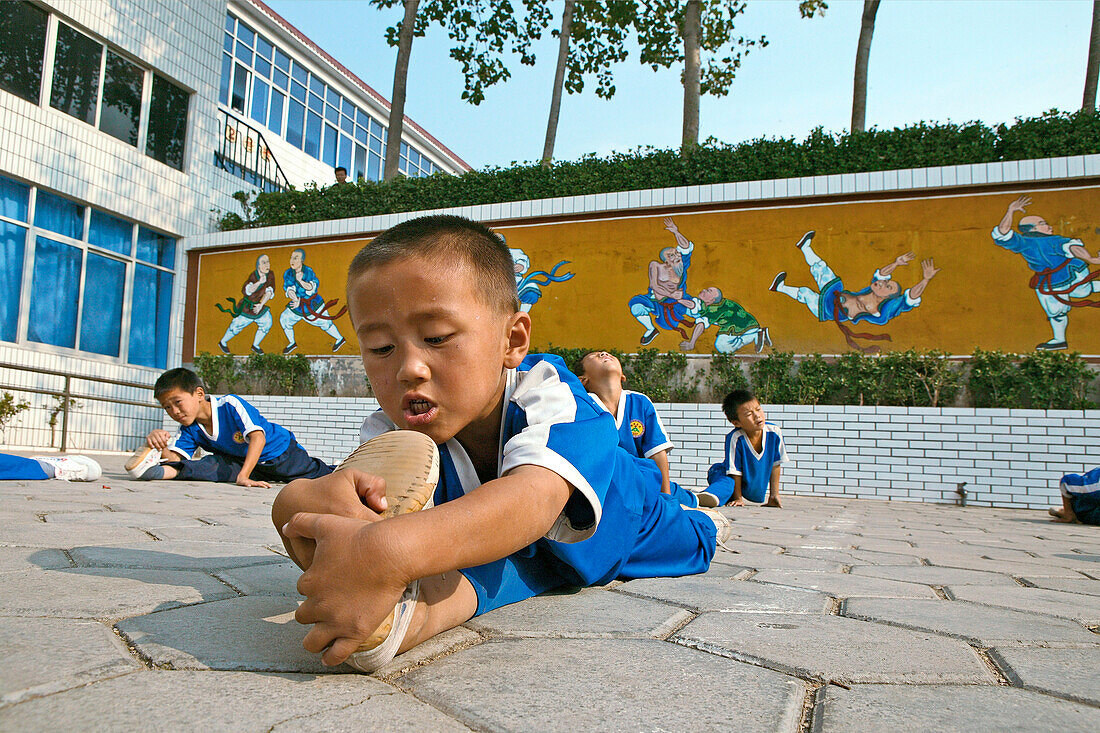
[271,478,313,529]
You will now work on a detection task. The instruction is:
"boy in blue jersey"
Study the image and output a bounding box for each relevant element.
[578,350,718,509]
[1050,467,1100,525]
[125,368,332,487]
[704,389,788,508]
[271,215,726,673]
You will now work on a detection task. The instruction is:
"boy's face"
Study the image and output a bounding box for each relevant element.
[157,387,206,426]
[732,398,766,434]
[348,254,530,445]
[579,351,623,385]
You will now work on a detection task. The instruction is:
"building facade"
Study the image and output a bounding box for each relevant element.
[0,0,468,450]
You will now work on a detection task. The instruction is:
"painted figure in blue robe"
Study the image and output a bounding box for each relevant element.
[507,247,574,313]
[280,248,346,354]
[991,195,1100,351]
[770,231,940,352]
[629,218,697,346]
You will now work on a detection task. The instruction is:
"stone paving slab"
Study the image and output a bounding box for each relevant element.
[67,541,285,572]
[813,684,1100,732]
[782,547,925,566]
[0,546,70,574]
[1017,575,1100,596]
[148,525,283,545]
[465,586,692,638]
[213,561,304,596]
[715,550,847,573]
[990,646,1100,706]
[947,584,1100,624]
[842,598,1100,646]
[750,570,939,599]
[848,564,1021,586]
[618,575,832,614]
[0,617,140,706]
[675,612,993,684]
[0,523,154,548]
[399,638,805,732]
[42,510,205,529]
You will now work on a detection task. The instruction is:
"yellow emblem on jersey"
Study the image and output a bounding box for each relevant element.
[630,420,644,438]
[233,431,246,444]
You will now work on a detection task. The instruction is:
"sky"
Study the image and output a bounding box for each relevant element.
[263,0,1095,170]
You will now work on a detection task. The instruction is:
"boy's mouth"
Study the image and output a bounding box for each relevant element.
[403,398,437,426]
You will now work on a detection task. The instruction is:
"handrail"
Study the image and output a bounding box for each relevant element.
[215,109,289,193]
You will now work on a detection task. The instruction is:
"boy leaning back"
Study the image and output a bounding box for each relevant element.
[704,389,788,507]
[126,368,332,487]
[272,215,727,672]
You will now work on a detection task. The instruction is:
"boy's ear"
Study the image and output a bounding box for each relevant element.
[194,386,206,399]
[503,310,531,369]
[578,372,589,387]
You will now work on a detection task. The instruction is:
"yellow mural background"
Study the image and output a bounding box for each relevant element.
[193,186,1100,357]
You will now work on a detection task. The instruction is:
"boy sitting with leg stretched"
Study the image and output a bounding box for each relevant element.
[1050,467,1100,525]
[705,389,788,508]
[272,215,727,673]
[126,368,332,487]
[578,350,718,508]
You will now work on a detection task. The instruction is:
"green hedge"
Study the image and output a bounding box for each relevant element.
[219,109,1100,230]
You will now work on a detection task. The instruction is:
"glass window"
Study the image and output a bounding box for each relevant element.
[268,89,284,135]
[231,63,249,113]
[88,209,131,256]
[370,117,382,140]
[355,108,370,129]
[250,77,268,125]
[254,56,271,78]
[304,111,322,158]
[223,32,234,54]
[368,133,381,154]
[286,98,304,148]
[367,151,380,181]
[146,73,188,170]
[0,1,48,104]
[225,12,235,33]
[322,124,338,167]
[324,103,337,124]
[236,22,254,48]
[0,220,25,342]
[290,79,305,102]
[290,60,308,86]
[272,68,288,91]
[255,35,273,60]
[128,265,172,368]
[0,175,29,222]
[219,53,232,105]
[354,144,366,181]
[79,252,124,356]
[28,236,81,349]
[50,24,102,125]
[309,74,324,96]
[136,227,174,267]
[354,123,367,144]
[34,191,83,239]
[274,48,290,71]
[307,92,322,113]
[342,97,354,117]
[338,134,352,172]
[234,40,252,66]
[99,50,143,146]
[326,87,339,107]
[340,114,353,135]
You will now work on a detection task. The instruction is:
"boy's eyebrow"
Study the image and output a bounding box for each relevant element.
[355,305,463,332]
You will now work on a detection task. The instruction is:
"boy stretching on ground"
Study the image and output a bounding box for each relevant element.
[126,368,332,486]
[578,350,718,508]
[704,389,788,508]
[272,215,727,673]
[1050,467,1100,525]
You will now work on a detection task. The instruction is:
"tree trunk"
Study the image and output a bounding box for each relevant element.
[1085,0,1100,109]
[851,0,880,132]
[681,0,701,153]
[542,1,574,168]
[384,0,419,181]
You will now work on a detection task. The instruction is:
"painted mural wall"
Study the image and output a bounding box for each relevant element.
[190,185,1100,358]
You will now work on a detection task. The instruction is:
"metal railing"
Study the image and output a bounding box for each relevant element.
[0,363,159,453]
[214,110,289,193]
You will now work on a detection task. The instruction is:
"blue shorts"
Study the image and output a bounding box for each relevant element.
[0,453,50,480]
[166,441,332,483]
[1062,467,1100,526]
[706,462,767,504]
[460,450,716,616]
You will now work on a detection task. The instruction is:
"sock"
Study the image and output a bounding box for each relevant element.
[138,465,165,480]
[34,458,57,478]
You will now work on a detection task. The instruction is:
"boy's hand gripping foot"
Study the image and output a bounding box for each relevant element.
[333,430,439,672]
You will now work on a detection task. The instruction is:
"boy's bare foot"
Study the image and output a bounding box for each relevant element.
[764,495,783,508]
[1048,507,1078,523]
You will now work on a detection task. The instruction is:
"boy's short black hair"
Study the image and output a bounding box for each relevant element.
[722,389,756,423]
[347,215,520,314]
[154,368,204,399]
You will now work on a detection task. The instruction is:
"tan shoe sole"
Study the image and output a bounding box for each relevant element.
[124,446,156,472]
[334,431,439,652]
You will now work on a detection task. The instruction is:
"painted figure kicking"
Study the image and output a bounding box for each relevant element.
[629,218,696,345]
[770,231,939,352]
[992,195,1100,350]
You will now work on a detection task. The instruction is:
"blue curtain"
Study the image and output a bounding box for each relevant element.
[0,175,29,222]
[79,253,124,356]
[28,236,81,348]
[0,221,26,342]
[34,191,83,239]
[128,264,172,368]
[88,209,132,256]
[136,227,175,267]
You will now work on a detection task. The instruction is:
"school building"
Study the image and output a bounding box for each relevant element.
[0,0,468,449]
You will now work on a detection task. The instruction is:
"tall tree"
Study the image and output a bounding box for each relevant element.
[370,0,420,181]
[851,0,880,133]
[1085,0,1100,109]
[543,1,575,167]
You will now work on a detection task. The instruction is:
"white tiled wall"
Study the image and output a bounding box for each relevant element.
[174,396,1098,511]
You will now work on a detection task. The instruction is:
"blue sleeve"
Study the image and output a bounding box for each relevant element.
[637,395,673,458]
[303,266,320,290]
[727,431,744,476]
[167,426,199,459]
[223,395,267,436]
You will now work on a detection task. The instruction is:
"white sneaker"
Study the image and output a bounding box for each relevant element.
[688,506,732,548]
[345,580,420,674]
[694,491,720,508]
[32,455,102,482]
[125,446,161,479]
